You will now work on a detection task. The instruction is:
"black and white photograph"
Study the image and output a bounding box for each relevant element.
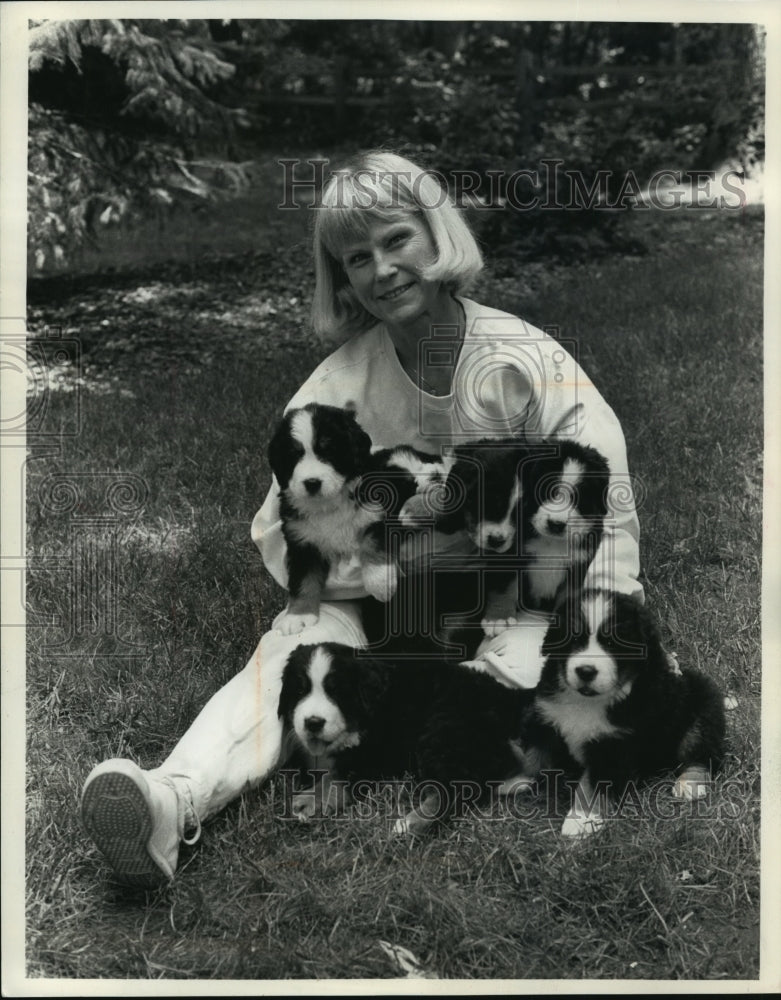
[2,0,779,992]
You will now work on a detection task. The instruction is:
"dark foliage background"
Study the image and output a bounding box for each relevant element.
[28,18,765,268]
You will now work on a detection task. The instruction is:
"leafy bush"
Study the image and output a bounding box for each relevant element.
[28,19,252,268]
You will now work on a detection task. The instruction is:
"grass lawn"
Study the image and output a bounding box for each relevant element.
[22,196,763,982]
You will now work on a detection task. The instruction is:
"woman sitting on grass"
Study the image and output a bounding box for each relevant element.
[81,150,643,887]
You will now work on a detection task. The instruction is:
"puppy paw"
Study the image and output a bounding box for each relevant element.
[666,650,683,676]
[673,767,711,800]
[481,617,519,638]
[398,493,432,525]
[276,612,319,636]
[460,658,489,673]
[361,562,398,603]
[393,810,434,837]
[480,651,527,689]
[291,791,318,822]
[561,810,606,839]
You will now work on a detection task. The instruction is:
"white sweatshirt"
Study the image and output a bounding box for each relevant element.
[252,297,643,602]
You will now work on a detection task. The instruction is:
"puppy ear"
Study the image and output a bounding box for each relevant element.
[268,414,290,483]
[277,644,312,720]
[632,596,666,662]
[541,587,580,657]
[354,657,389,718]
[345,410,373,466]
[335,649,388,720]
[434,455,475,533]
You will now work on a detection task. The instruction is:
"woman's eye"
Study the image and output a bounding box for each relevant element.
[388,232,408,247]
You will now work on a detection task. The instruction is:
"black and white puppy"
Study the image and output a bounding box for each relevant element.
[432,437,610,638]
[428,439,533,653]
[519,440,610,612]
[268,403,445,635]
[278,641,530,834]
[509,588,727,837]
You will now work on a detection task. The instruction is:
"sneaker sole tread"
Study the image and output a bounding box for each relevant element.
[81,771,168,889]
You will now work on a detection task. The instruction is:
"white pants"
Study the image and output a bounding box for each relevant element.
[150,602,548,823]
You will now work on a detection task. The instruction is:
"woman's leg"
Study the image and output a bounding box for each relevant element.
[81,602,366,887]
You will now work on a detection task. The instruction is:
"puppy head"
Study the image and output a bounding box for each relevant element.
[278,643,387,756]
[541,589,659,700]
[439,439,528,553]
[268,404,372,503]
[525,440,609,546]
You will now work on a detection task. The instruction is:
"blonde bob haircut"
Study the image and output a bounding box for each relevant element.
[311,150,484,341]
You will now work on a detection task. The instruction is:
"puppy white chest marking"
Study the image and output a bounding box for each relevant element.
[538,686,625,764]
[288,498,376,559]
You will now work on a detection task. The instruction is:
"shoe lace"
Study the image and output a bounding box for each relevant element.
[159,775,202,845]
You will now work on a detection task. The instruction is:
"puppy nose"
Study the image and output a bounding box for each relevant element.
[486,532,506,550]
[575,664,597,682]
[303,478,322,495]
[547,518,566,535]
[304,715,325,733]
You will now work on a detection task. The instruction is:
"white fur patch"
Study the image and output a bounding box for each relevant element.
[582,591,612,635]
[287,497,376,561]
[538,685,627,765]
[561,457,586,488]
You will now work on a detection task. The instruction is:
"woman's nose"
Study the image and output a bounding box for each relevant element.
[374,250,397,279]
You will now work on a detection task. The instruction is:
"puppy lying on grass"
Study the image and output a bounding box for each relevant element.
[277,589,726,839]
[489,587,727,837]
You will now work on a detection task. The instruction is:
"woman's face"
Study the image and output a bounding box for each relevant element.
[338,214,444,331]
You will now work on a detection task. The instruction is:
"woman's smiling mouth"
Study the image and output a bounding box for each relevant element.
[378,283,414,301]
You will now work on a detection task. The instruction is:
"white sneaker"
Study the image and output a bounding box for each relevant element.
[81,758,200,888]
